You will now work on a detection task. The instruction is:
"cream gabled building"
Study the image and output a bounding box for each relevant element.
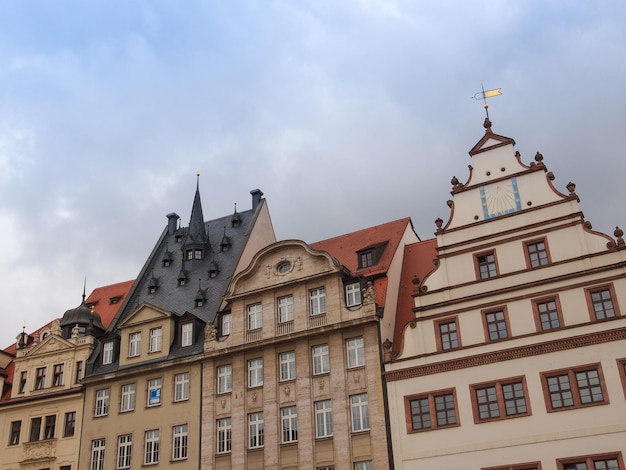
[385,119,626,469]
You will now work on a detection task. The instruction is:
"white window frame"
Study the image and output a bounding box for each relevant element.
[129,332,141,357]
[95,389,110,417]
[149,327,162,353]
[91,438,106,470]
[315,400,333,438]
[103,341,114,365]
[217,365,232,394]
[248,412,264,449]
[281,406,298,443]
[279,351,296,381]
[346,337,365,368]
[248,358,264,388]
[247,303,262,330]
[312,344,330,375]
[354,461,373,470]
[172,424,188,461]
[278,295,294,323]
[310,287,326,315]
[120,383,136,412]
[181,323,193,347]
[346,282,362,307]
[147,378,162,407]
[117,434,132,469]
[216,418,232,454]
[144,429,160,465]
[174,372,190,402]
[350,393,370,432]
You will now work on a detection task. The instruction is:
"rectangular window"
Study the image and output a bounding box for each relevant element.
[174,373,190,402]
[436,318,460,351]
[36,367,47,389]
[9,420,21,445]
[147,378,162,407]
[221,313,232,336]
[476,252,498,279]
[19,371,27,393]
[217,418,232,454]
[76,361,83,383]
[359,250,374,268]
[149,327,162,353]
[247,303,262,330]
[346,337,365,368]
[619,359,626,400]
[129,332,141,357]
[53,364,64,386]
[557,452,624,470]
[279,351,296,381]
[310,287,326,315]
[346,282,362,307]
[172,424,188,460]
[30,417,42,441]
[64,411,76,437]
[120,384,136,412]
[248,358,264,388]
[542,364,608,412]
[350,393,370,432]
[91,438,106,470]
[315,400,333,438]
[355,462,373,470]
[484,309,509,341]
[587,286,619,321]
[278,295,294,323]
[248,412,264,449]
[117,434,132,469]
[281,406,298,443]
[144,429,160,465]
[44,415,56,439]
[482,464,542,470]
[217,365,233,394]
[533,297,562,331]
[103,341,114,365]
[181,322,193,347]
[471,377,530,423]
[95,389,110,417]
[312,344,330,375]
[526,239,550,268]
[406,389,458,432]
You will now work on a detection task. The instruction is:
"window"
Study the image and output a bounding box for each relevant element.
[346,337,365,368]
[281,406,298,443]
[471,377,530,422]
[64,411,76,437]
[172,424,188,460]
[147,378,162,406]
[76,361,83,383]
[482,464,542,470]
[310,287,326,315]
[149,327,162,353]
[35,367,46,389]
[525,239,550,267]
[129,332,141,357]
[533,297,563,331]
[278,295,294,323]
[483,309,509,341]
[91,438,106,470]
[217,418,232,454]
[120,384,136,412]
[247,303,262,330]
[355,462,373,470]
[117,434,132,469]
[476,252,498,279]
[315,400,333,438]
[248,412,264,449]
[53,363,64,386]
[587,286,619,321]
[221,313,232,336]
[318,467,336,470]
[103,341,114,365]
[542,365,608,412]
[144,429,160,465]
[181,322,193,347]
[312,344,330,375]
[174,373,190,402]
[9,420,21,445]
[406,389,458,432]
[350,393,370,432]
[346,282,362,307]
[29,417,42,441]
[358,250,374,268]
[557,452,624,470]
[436,318,460,351]
[44,415,56,439]
[217,365,233,394]
[95,389,110,417]
[279,351,296,381]
[19,371,27,393]
[619,359,626,400]
[248,358,263,388]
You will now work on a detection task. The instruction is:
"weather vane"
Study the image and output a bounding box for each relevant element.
[472,81,502,120]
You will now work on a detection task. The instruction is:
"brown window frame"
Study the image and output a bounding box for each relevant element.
[404,388,459,433]
[557,451,624,470]
[470,376,531,423]
[618,358,626,400]
[524,238,551,268]
[434,317,461,351]
[540,363,609,413]
[585,284,620,322]
[532,296,564,332]
[482,463,542,470]
[482,307,511,342]
[474,250,499,280]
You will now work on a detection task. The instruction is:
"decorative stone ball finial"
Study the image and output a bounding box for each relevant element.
[534,152,544,164]
[435,217,444,231]
[615,226,624,247]
[483,117,492,133]
[566,182,576,195]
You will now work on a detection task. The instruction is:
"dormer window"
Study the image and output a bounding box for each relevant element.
[359,250,374,268]
[177,269,188,287]
[195,249,203,259]
[195,299,204,307]
[181,323,193,347]
[178,278,186,287]
[102,341,114,365]
[186,250,194,260]
[209,261,220,278]
[148,274,159,294]
[175,234,183,243]
[148,285,157,294]
[163,259,171,267]
[220,233,231,252]
[109,297,120,305]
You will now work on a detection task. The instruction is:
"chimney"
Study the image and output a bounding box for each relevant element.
[250,189,263,210]
[166,213,180,236]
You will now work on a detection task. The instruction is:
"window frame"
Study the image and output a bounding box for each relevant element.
[91,438,106,470]
[95,388,110,417]
[248,358,264,388]
[247,303,263,330]
[52,363,64,387]
[120,383,136,412]
[618,358,626,400]
[541,363,609,412]
[482,307,510,342]
[279,351,296,382]
[278,295,294,323]
[44,414,56,439]
[350,393,370,432]
[248,412,264,449]
[404,388,459,433]
[524,238,551,268]
[128,332,141,357]
[35,366,47,390]
[312,344,330,375]
[216,417,232,454]
[9,420,21,445]
[144,429,160,465]
[174,372,190,402]
[172,424,188,461]
[345,282,362,307]
[64,411,76,437]
[149,327,163,353]
[217,364,233,394]
[346,336,365,369]
[532,296,564,332]
[29,417,42,442]
[221,312,232,336]
[310,287,327,316]
[181,322,193,347]
[147,378,162,407]
[103,341,114,365]
[19,370,27,393]
[354,462,373,470]
[281,406,298,443]
[586,285,620,322]
[435,316,461,351]
[475,250,499,280]
[470,376,531,423]
[117,433,133,469]
[314,399,333,438]
[482,463,543,470]
[557,452,624,470]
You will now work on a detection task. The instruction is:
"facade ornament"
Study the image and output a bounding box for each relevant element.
[220,399,226,409]
[534,152,544,165]
[435,217,444,233]
[205,323,217,341]
[72,324,80,338]
[615,227,624,247]
[353,374,360,384]
[362,281,375,305]
[251,391,258,402]
[566,181,576,196]
[51,319,61,336]
[283,385,291,397]
[383,338,393,362]
[319,379,325,391]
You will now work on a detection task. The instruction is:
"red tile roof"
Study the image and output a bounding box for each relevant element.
[85,280,134,329]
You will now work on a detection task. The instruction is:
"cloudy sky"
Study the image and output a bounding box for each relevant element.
[1,1,625,347]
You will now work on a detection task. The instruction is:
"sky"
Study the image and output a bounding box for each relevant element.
[1,0,625,347]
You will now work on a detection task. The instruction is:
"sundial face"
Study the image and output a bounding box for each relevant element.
[480,177,522,220]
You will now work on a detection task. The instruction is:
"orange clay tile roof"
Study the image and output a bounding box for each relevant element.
[85,280,134,329]
[391,238,439,357]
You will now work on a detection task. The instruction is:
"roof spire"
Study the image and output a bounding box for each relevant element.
[82,276,87,302]
[187,173,207,244]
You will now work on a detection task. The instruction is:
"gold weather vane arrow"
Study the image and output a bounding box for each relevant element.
[471,81,502,119]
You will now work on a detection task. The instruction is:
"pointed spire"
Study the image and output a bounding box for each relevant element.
[82,277,87,302]
[187,173,207,243]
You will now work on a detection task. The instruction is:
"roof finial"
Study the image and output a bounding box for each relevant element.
[82,276,87,302]
[472,81,502,124]
[196,172,200,189]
